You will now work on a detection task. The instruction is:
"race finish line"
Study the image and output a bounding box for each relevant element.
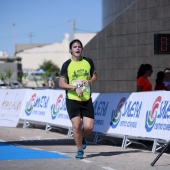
[0,142,70,161]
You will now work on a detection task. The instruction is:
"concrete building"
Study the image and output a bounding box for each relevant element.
[83,0,170,93]
[15,33,96,70]
[102,0,136,27]
[0,56,22,81]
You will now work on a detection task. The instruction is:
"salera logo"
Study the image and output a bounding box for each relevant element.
[145,96,162,132]
[51,94,63,119]
[25,93,36,116]
[110,97,126,128]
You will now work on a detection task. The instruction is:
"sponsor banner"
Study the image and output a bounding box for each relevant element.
[48,90,71,127]
[48,91,100,128]
[2,88,170,141]
[92,93,131,132]
[20,89,52,123]
[108,91,170,141]
[20,89,100,128]
[0,89,26,127]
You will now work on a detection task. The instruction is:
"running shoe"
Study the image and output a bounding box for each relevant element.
[75,149,84,159]
[82,137,87,149]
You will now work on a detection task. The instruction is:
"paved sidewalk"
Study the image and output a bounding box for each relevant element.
[0,125,170,170]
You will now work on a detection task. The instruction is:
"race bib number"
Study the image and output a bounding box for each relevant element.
[72,80,90,93]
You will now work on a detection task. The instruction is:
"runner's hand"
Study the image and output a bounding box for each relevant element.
[83,80,91,87]
[75,88,83,97]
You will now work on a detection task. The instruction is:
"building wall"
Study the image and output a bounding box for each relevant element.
[83,0,170,93]
[0,63,17,81]
[16,34,70,70]
[102,0,136,27]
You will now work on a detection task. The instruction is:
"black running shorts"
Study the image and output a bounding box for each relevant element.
[66,98,94,120]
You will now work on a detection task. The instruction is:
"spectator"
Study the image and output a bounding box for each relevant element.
[136,64,153,92]
[42,80,46,87]
[164,68,170,91]
[154,71,167,90]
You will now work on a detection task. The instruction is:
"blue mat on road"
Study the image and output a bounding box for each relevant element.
[0,142,70,161]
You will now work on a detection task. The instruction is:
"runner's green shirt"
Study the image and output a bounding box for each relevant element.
[60,57,96,101]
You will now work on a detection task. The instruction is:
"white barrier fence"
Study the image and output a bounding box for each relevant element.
[0,89,170,153]
[0,89,26,127]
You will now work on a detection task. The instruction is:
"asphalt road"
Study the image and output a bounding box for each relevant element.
[0,124,170,170]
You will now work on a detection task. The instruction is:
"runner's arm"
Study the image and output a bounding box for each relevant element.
[90,73,98,84]
[59,77,76,91]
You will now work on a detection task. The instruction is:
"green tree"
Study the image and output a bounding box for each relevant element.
[22,73,28,87]
[4,69,13,88]
[38,60,60,78]
[0,72,6,82]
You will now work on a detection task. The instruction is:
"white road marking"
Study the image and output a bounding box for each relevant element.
[20,136,62,141]
[0,139,5,142]
[51,151,67,155]
[80,160,117,170]
[20,136,42,140]
[32,148,43,150]
[81,159,92,163]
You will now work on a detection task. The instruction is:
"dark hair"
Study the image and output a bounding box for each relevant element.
[164,67,170,73]
[155,71,165,85]
[137,64,152,79]
[69,39,83,50]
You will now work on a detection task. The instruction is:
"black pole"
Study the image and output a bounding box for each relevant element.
[151,140,170,166]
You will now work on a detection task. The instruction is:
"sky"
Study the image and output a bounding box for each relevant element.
[0,0,102,56]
